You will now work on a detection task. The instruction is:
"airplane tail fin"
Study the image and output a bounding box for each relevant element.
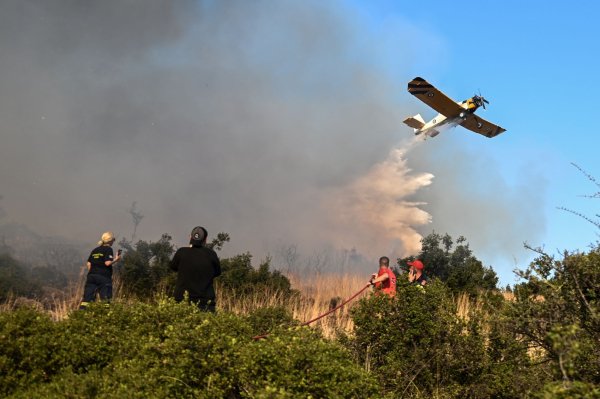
[403,114,426,130]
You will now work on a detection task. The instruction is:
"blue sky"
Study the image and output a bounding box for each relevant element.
[344,0,600,283]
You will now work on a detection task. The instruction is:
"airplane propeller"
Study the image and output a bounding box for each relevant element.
[475,88,489,111]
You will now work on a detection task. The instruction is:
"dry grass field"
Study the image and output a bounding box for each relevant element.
[0,272,509,340]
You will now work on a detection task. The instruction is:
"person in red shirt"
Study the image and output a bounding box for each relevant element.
[366,256,397,296]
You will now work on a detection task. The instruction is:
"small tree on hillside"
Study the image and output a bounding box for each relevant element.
[127,201,144,243]
[117,233,175,297]
[279,243,299,274]
[205,233,230,251]
[510,245,600,391]
[218,253,294,297]
[511,163,600,391]
[397,232,499,293]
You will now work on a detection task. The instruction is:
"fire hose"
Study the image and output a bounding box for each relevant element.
[252,279,373,340]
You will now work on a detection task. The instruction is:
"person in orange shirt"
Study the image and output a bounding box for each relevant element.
[366,256,397,296]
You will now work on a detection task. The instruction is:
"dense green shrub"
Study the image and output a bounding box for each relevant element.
[397,232,499,294]
[535,381,600,398]
[344,278,541,398]
[508,246,600,389]
[117,234,175,298]
[218,253,295,298]
[0,300,378,398]
[245,305,300,337]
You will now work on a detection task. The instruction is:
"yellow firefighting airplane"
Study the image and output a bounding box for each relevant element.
[403,77,506,139]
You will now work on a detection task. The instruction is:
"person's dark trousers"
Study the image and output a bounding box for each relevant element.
[80,274,113,310]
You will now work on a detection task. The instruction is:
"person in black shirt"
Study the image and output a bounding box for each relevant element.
[169,226,221,312]
[407,260,427,288]
[80,231,121,310]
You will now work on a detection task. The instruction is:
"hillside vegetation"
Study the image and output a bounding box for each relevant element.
[1,230,599,398]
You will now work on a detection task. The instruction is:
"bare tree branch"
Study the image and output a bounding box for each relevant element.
[127,201,145,242]
[572,162,600,190]
[279,243,299,274]
[557,207,600,229]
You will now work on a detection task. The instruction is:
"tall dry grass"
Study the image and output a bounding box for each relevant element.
[0,272,373,338]
[217,273,371,338]
[1,272,504,339]
[0,279,87,321]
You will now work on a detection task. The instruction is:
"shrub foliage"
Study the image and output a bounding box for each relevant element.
[0,301,378,398]
[3,229,600,397]
[344,279,541,398]
[509,245,600,392]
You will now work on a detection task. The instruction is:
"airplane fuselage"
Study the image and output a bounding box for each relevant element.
[404,76,505,139]
[415,98,481,138]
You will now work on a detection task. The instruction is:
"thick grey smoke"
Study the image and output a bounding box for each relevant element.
[0,1,546,278]
[406,130,548,274]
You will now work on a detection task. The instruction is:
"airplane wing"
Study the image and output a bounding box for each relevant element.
[460,113,506,138]
[407,77,464,118]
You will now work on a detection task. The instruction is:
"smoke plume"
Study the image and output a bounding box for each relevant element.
[318,138,433,259]
[0,1,546,278]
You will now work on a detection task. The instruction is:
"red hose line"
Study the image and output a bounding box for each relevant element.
[252,281,371,340]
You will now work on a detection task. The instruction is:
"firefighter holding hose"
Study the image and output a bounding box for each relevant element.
[366,256,397,296]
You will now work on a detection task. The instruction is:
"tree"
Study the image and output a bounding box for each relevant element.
[118,233,175,297]
[279,243,299,274]
[127,201,144,242]
[205,232,230,251]
[218,253,294,297]
[397,232,498,293]
[508,164,600,392]
[509,245,600,390]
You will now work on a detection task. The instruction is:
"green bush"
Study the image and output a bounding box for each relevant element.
[117,234,175,298]
[245,306,300,337]
[535,381,600,399]
[344,278,541,398]
[508,246,600,388]
[0,299,378,398]
[218,253,295,298]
